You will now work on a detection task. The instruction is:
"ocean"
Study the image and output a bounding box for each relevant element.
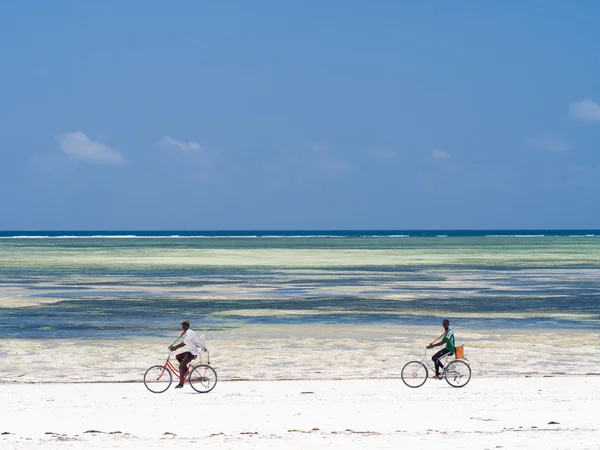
[2,230,599,338]
[1,230,599,381]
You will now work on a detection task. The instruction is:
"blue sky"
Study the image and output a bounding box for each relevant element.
[1,1,599,230]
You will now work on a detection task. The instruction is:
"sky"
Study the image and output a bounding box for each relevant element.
[1,1,599,230]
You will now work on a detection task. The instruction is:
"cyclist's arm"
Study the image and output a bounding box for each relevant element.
[428,337,447,349]
[170,342,185,351]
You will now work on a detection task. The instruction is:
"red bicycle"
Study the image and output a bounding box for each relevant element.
[143,350,217,394]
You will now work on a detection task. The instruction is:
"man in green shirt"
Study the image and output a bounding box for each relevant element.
[427,319,455,379]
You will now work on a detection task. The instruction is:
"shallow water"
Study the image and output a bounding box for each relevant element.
[1,233,599,381]
[1,234,599,341]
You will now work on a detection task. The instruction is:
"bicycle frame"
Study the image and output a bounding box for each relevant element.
[420,348,455,375]
[159,351,211,381]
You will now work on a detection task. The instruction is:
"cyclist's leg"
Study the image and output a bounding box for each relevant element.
[432,348,450,377]
[176,352,195,387]
[175,351,196,369]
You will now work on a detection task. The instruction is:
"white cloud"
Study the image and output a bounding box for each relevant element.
[158,136,202,151]
[309,141,330,155]
[264,143,350,187]
[569,99,600,122]
[431,148,450,160]
[56,132,127,165]
[373,147,398,160]
[530,133,571,152]
[309,142,351,173]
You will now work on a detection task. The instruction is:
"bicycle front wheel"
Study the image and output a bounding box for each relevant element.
[401,361,428,388]
[189,364,218,393]
[444,360,471,388]
[144,365,172,393]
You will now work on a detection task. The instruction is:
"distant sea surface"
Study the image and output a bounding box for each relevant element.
[1,230,599,340]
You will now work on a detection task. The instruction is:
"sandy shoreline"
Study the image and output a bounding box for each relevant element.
[2,324,598,448]
[2,376,599,449]
[2,325,599,384]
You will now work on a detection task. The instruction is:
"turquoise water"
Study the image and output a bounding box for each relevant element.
[1,231,599,340]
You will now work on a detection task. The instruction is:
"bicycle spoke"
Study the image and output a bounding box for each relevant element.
[143,365,172,393]
[401,361,428,388]
[444,360,471,388]
[189,365,218,393]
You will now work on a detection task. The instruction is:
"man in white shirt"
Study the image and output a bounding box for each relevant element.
[169,320,205,388]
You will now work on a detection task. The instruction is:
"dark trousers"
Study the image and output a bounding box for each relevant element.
[175,352,197,385]
[432,348,451,376]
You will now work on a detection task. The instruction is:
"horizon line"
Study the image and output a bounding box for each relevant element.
[1,228,599,232]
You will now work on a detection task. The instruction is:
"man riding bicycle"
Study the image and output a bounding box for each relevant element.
[427,319,455,379]
[169,320,206,388]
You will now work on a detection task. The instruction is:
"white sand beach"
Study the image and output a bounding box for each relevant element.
[1,376,599,449]
[2,324,599,448]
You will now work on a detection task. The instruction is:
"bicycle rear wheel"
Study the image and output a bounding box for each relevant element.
[144,365,172,393]
[401,361,428,388]
[444,360,471,388]
[189,364,218,393]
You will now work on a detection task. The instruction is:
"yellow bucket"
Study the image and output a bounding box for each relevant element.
[454,345,464,359]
